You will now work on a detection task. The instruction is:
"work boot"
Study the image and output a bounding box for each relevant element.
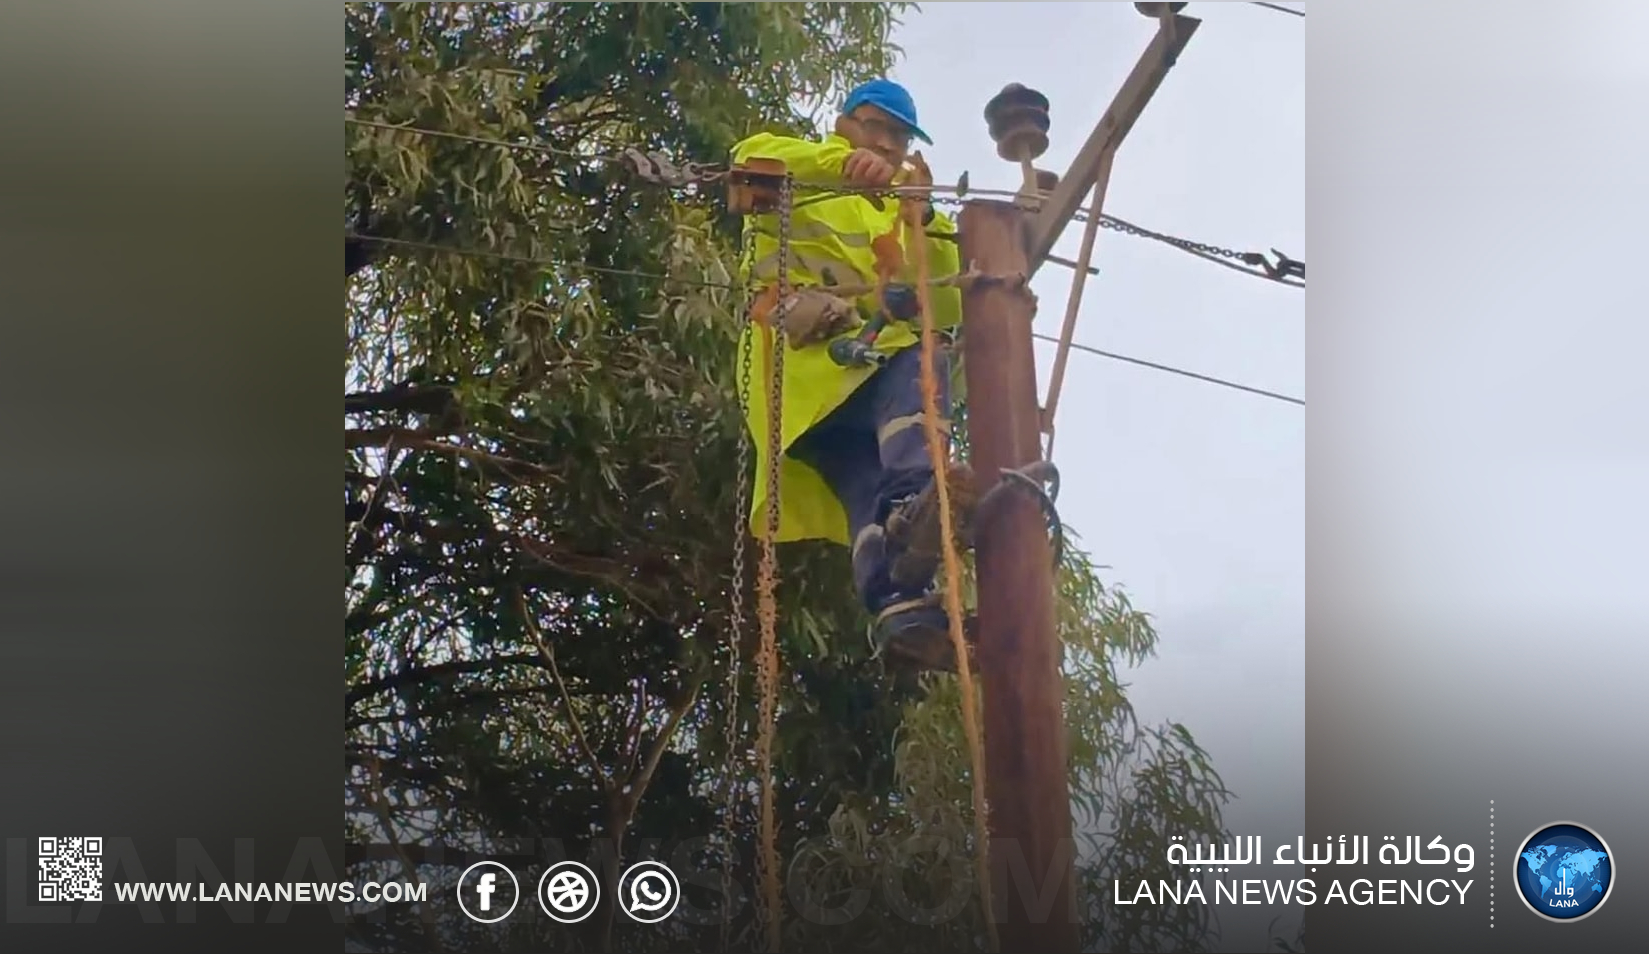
[874,595,956,673]
[884,462,978,592]
[873,594,984,675]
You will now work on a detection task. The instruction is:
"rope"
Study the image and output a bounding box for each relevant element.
[905,190,998,952]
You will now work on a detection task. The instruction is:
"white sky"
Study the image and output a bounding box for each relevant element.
[889,4,1304,948]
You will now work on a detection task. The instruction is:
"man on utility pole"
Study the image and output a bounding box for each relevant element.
[729,79,976,672]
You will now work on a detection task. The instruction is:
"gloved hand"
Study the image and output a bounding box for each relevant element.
[881,282,920,322]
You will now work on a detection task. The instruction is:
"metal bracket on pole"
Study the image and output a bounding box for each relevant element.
[1024,11,1199,277]
[974,461,1064,567]
[1040,154,1113,459]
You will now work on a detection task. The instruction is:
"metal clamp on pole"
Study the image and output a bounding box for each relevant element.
[1267,249,1304,280]
[974,460,1065,567]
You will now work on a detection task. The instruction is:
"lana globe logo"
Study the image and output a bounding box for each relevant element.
[1513,821,1613,922]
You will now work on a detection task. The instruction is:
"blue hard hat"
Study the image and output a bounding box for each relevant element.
[841,78,933,145]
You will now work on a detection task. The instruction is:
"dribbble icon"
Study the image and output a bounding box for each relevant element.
[538,860,600,923]
[1514,821,1613,922]
[618,860,681,923]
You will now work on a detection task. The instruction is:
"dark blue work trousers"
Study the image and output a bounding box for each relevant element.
[789,343,953,614]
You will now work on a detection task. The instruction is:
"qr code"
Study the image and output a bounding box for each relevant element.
[38,836,103,901]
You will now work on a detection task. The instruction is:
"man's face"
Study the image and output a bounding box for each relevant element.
[843,104,913,167]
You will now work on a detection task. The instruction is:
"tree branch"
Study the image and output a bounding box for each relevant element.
[346,429,566,485]
[518,587,610,792]
[346,237,377,278]
[346,652,547,707]
[365,759,443,953]
[623,680,646,783]
[517,537,663,618]
[345,383,457,417]
[346,686,554,730]
[346,843,540,868]
[624,677,702,806]
[345,426,457,450]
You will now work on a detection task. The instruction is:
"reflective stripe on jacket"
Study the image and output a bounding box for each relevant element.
[730,131,963,545]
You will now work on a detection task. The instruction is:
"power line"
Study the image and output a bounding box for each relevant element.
[1249,2,1305,17]
[346,116,1303,287]
[345,115,1005,198]
[347,230,1301,407]
[346,231,742,291]
[1031,332,1303,406]
[346,116,601,162]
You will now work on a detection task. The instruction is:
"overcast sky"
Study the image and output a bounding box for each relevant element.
[887,3,1304,948]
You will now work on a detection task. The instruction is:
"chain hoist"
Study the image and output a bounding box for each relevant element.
[720,154,794,954]
[718,283,756,953]
[749,173,792,954]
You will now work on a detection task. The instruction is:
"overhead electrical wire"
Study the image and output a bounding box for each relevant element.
[344,116,1303,288]
[346,107,1303,406]
[1249,1,1305,17]
[346,231,1302,407]
[1031,333,1301,406]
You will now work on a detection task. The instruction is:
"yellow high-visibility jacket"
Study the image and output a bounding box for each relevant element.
[731,131,963,545]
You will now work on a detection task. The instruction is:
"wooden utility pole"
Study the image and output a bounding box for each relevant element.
[961,200,1080,954]
[960,8,1199,953]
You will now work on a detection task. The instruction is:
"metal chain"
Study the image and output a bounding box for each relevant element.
[718,290,756,953]
[1076,207,1246,262]
[1076,207,1304,281]
[794,184,1300,280]
[752,175,791,954]
[812,182,1299,278]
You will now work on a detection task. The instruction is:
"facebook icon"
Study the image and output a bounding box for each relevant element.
[457,861,519,923]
